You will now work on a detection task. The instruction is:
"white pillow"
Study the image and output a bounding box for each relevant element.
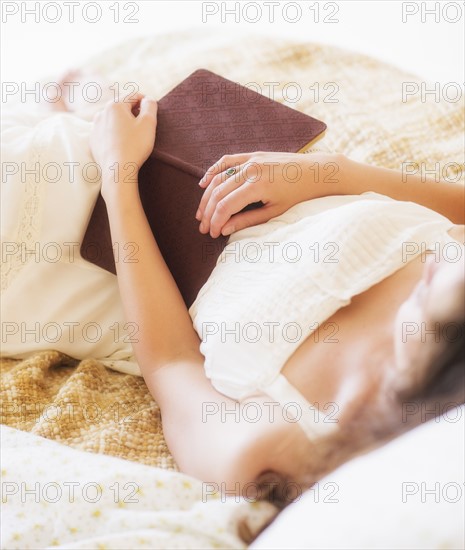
[1,102,140,375]
[251,406,465,549]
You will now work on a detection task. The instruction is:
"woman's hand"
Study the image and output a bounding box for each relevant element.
[90,93,158,200]
[196,151,347,238]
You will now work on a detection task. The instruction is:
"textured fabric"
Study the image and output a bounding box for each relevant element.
[0,351,174,469]
[0,28,463,548]
[0,424,276,550]
[189,193,454,403]
[77,30,464,177]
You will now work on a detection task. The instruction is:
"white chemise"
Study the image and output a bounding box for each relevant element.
[189,192,455,437]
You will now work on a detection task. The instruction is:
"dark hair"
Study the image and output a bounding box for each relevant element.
[241,291,465,544]
[417,318,465,403]
[237,470,295,544]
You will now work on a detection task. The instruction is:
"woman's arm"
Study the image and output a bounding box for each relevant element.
[90,95,204,387]
[342,158,464,225]
[196,152,464,238]
[90,96,284,485]
[103,186,204,370]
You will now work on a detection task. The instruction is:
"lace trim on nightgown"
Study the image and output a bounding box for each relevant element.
[1,146,43,292]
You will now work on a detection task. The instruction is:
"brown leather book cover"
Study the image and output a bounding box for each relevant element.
[81,69,327,307]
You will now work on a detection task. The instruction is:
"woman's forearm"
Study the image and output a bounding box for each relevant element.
[103,176,204,377]
[341,157,465,224]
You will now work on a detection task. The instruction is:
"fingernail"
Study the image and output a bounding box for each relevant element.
[222,225,234,236]
[195,208,201,220]
[199,179,204,186]
[199,221,205,232]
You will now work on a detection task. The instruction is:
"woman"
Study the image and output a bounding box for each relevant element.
[89,93,464,499]
[2,88,463,504]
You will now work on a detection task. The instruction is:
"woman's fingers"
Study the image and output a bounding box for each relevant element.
[197,167,247,229]
[121,91,145,105]
[101,93,144,117]
[139,97,158,120]
[92,92,160,172]
[198,153,252,188]
[219,204,281,236]
[205,181,265,238]
[109,92,146,117]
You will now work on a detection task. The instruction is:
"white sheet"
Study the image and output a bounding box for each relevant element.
[251,405,465,549]
[0,425,276,549]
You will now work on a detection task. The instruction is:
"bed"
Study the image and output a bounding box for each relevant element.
[1,29,464,549]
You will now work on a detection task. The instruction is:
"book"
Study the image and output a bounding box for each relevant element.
[81,68,327,307]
